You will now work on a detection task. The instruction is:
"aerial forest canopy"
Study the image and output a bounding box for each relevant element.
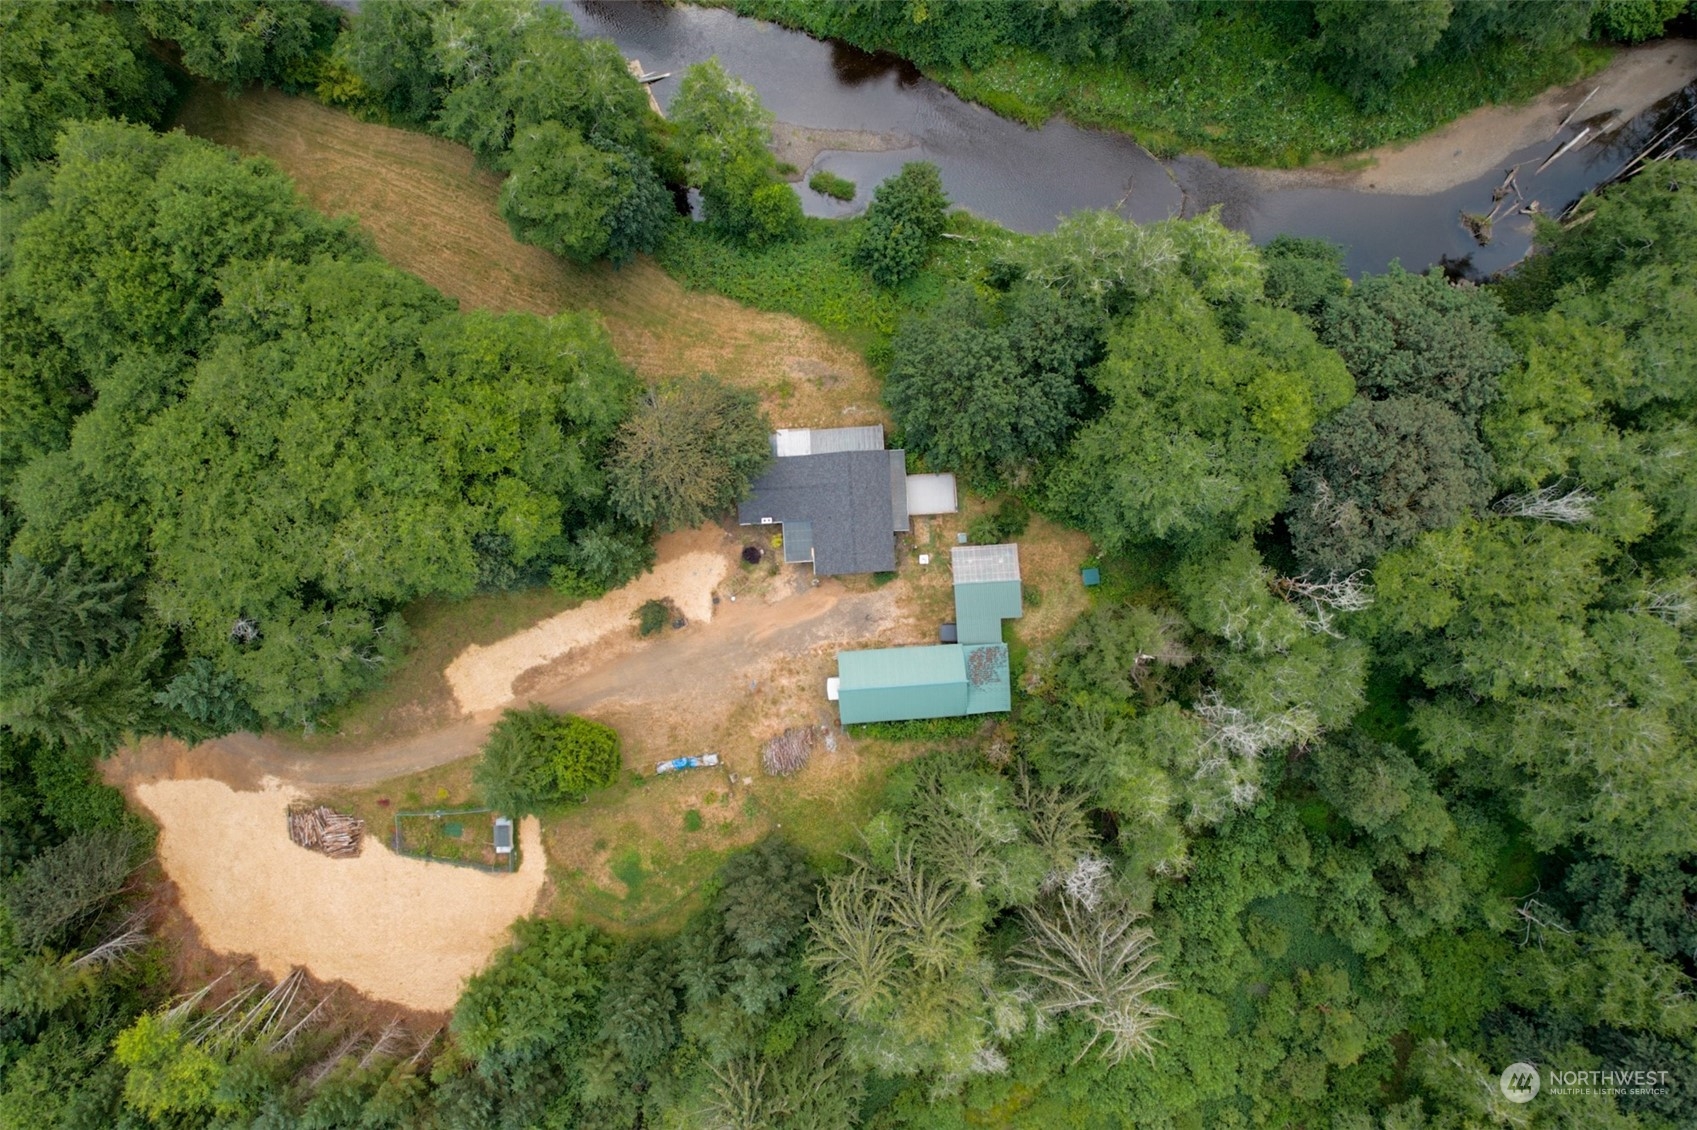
[3,0,1697,1127]
[0,121,642,730]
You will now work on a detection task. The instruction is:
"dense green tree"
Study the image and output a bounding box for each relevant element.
[884,283,1099,484]
[474,705,620,816]
[671,58,797,244]
[607,376,771,531]
[5,125,638,725]
[1372,517,1608,701]
[153,656,262,738]
[1260,234,1348,324]
[136,0,339,89]
[850,162,949,287]
[1502,159,1697,314]
[450,918,610,1111]
[0,556,135,670]
[597,940,681,1075]
[499,124,671,265]
[716,837,819,960]
[1592,0,1690,41]
[1319,266,1514,420]
[1313,0,1455,107]
[1049,283,1352,550]
[0,0,173,181]
[1287,395,1495,573]
[336,0,442,124]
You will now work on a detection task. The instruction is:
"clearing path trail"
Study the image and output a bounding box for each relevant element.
[111,579,903,791]
[444,549,728,715]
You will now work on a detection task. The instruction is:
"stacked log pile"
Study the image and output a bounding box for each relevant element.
[287,806,364,858]
[761,727,817,777]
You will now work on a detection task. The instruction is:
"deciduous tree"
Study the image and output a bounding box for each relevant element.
[607,376,771,531]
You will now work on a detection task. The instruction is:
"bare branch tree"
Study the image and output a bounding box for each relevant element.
[1194,691,1319,760]
[1492,484,1596,523]
[71,912,149,969]
[1009,893,1172,1066]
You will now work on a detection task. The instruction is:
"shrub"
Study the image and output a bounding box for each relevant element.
[475,705,622,814]
[967,496,1032,545]
[683,809,704,832]
[808,169,856,201]
[851,162,949,287]
[846,715,983,741]
[637,599,671,637]
[742,545,764,564]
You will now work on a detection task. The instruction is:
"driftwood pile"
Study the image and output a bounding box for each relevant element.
[761,727,817,777]
[287,806,364,858]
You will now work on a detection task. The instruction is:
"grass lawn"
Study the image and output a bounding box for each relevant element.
[313,730,914,936]
[173,85,885,432]
[296,587,582,750]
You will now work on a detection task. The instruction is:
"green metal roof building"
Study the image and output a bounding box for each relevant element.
[832,545,1021,725]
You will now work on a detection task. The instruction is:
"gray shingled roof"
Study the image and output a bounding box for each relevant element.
[738,450,898,575]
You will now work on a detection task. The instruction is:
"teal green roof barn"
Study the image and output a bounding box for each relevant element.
[831,544,1021,724]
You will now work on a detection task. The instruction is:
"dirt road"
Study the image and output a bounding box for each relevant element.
[110,581,901,791]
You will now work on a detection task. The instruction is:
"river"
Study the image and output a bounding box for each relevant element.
[564,0,1695,277]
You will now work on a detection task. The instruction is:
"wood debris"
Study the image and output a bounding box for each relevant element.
[761,726,817,776]
[288,805,364,858]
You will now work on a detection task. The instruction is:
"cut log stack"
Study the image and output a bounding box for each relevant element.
[761,726,817,777]
[287,806,364,858]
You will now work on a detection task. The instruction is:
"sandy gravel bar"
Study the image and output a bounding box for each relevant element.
[134,779,546,1011]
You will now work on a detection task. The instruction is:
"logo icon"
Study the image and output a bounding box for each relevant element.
[1500,1062,1541,1102]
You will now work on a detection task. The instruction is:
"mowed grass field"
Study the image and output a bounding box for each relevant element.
[174,86,885,431]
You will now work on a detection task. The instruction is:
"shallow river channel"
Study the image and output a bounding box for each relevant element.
[565,0,1696,276]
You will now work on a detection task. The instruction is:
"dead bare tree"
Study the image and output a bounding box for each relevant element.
[1513,888,1573,950]
[1194,691,1319,760]
[1272,570,1374,637]
[1634,581,1695,626]
[71,912,149,969]
[1009,892,1173,1066]
[1492,484,1596,523]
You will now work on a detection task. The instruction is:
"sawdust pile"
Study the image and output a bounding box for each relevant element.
[134,778,545,1012]
[444,550,729,715]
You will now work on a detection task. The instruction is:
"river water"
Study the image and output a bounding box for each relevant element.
[565,0,1694,277]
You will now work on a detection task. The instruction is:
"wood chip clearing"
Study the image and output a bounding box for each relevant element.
[134,779,546,1011]
[444,546,730,715]
[287,805,365,858]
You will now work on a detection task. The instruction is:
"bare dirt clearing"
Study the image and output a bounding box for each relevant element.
[445,535,729,714]
[1259,40,1697,195]
[132,778,546,1012]
[175,86,883,429]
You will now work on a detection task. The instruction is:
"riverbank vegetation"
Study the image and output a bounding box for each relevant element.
[709,0,1689,166]
[5,2,1697,1127]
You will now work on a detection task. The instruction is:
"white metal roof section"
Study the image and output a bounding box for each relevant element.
[772,425,886,457]
[952,543,1021,584]
[905,473,958,516]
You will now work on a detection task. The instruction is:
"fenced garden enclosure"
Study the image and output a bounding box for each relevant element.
[392,807,516,872]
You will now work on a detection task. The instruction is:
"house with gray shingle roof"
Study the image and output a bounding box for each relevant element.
[738,426,956,577]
